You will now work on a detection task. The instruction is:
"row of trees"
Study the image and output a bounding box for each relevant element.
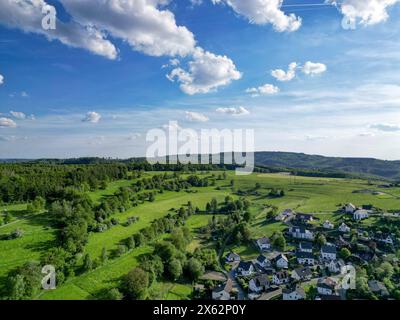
[0,163,129,203]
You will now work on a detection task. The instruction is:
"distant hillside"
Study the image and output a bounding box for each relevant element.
[254,152,400,180]
[2,151,400,180]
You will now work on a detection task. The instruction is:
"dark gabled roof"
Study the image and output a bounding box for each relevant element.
[275,271,289,279]
[296,213,314,220]
[213,278,233,293]
[238,261,253,271]
[283,286,306,297]
[299,241,313,249]
[293,267,312,278]
[317,277,337,289]
[296,250,314,259]
[321,244,337,254]
[256,255,268,263]
[272,253,288,262]
[252,275,270,287]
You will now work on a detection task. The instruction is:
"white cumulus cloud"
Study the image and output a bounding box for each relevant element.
[0,0,118,60]
[328,0,400,26]
[0,73,3,85]
[0,117,17,128]
[10,111,26,120]
[271,62,297,81]
[167,48,242,95]
[216,106,250,115]
[185,111,209,122]
[246,83,279,96]
[302,61,327,75]
[60,0,196,58]
[82,111,101,123]
[212,0,302,32]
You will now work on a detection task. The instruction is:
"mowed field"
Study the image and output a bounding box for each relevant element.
[1,171,400,299]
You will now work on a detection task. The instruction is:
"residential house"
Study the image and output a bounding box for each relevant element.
[321,244,337,261]
[375,234,394,245]
[317,277,339,296]
[326,259,345,274]
[272,253,289,269]
[237,261,254,277]
[323,220,334,229]
[249,275,270,293]
[344,203,356,214]
[272,271,290,285]
[295,213,314,224]
[256,255,271,269]
[226,252,240,263]
[212,279,233,300]
[289,226,314,240]
[296,251,315,265]
[338,223,350,233]
[276,209,295,222]
[291,267,312,281]
[353,209,369,221]
[368,280,389,297]
[299,241,313,253]
[283,286,306,300]
[256,237,271,251]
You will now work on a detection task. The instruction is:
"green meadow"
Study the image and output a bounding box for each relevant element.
[1,171,399,299]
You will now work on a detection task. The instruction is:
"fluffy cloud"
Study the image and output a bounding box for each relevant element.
[0,117,17,128]
[271,62,297,81]
[370,123,400,132]
[0,0,117,59]
[167,48,242,94]
[82,111,101,123]
[216,106,250,115]
[328,0,400,26]
[60,0,196,58]
[0,1,241,94]
[212,0,302,32]
[0,73,3,85]
[302,61,327,75]
[10,111,26,120]
[271,61,327,81]
[246,83,279,96]
[185,111,209,122]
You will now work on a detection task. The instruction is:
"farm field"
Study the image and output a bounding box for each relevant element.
[1,171,400,300]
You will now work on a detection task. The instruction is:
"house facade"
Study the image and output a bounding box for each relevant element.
[283,287,306,300]
[256,237,271,251]
[338,223,350,233]
[321,244,337,260]
[237,261,254,276]
[296,251,315,265]
[273,254,289,269]
[353,209,369,220]
[299,241,313,253]
[249,275,270,293]
[289,226,314,240]
[272,271,290,285]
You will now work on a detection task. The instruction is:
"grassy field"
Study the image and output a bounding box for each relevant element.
[1,171,400,299]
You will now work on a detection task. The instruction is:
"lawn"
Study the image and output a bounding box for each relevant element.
[2,171,400,300]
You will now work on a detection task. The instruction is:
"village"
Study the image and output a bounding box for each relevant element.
[206,203,399,301]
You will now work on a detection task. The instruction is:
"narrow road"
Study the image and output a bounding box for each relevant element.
[217,232,246,300]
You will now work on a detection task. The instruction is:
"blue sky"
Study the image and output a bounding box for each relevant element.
[0,0,400,159]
